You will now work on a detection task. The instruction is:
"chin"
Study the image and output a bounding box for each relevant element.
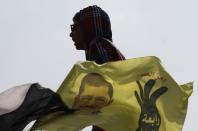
[75,46,81,50]
[75,46,84,50]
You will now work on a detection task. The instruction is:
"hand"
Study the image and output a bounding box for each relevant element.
[135,79,168,131]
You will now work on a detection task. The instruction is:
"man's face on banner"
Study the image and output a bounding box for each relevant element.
[77,83,111,109]
[73,73,113,111]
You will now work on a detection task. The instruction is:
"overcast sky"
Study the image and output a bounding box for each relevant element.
[0,0,197,131]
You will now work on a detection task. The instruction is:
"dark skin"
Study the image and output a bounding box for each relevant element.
[70,21,87,50]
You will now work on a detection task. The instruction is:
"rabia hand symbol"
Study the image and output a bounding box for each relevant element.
[135,79,168,131]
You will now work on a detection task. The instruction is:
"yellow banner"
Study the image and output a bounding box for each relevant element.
[31,56,192,131]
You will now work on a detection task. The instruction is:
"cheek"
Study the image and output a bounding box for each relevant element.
[78,30,87,42]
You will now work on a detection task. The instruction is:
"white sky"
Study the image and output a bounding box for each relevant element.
[0,0,197,131]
